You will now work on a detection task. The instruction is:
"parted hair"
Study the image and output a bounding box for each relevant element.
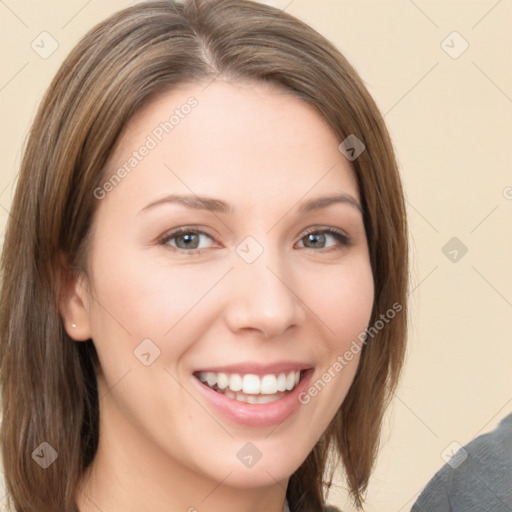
[0,1,408,510]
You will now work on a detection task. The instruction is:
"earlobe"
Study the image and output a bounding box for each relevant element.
[57,254,93,342]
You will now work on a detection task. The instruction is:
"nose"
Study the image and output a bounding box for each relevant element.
[223,242,306,339]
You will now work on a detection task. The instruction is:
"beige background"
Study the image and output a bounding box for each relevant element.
[1,1,511,511]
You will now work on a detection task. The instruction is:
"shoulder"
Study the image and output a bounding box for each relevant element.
[451,412,512,477]
[469,412,512,454]
[412,413,512,512]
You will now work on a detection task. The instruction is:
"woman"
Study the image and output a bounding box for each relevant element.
[0,1,408,511]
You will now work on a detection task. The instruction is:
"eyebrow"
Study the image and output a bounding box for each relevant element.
[138,193,363,215]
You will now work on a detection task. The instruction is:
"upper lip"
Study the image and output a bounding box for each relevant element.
[193,361,313,376]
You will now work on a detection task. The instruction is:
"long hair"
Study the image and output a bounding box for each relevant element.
[0,1,408,510]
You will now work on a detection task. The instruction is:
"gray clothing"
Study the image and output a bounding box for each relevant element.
[411,413,512,511]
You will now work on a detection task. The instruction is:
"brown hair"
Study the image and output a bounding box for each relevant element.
[0,1,408,510]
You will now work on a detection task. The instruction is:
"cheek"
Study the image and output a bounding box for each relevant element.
[299,259,373,397]
[280,260,374,453]
[310,259,375,349]
[88,251,196,333]
[86,249,231,369]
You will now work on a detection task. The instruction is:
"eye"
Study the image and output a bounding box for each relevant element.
[296,227,351,251]
[158,226,351,255]
[159,227,217,254]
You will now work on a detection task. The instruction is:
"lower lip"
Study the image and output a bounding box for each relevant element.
[192,369,314,428]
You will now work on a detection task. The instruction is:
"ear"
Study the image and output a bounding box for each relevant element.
[56,252,93,342]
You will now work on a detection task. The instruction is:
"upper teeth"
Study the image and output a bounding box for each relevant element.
[196,371,301,395]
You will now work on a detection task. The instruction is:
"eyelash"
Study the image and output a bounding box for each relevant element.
[158,226,351,255]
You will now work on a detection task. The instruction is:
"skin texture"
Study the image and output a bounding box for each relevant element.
[60,79,375,512]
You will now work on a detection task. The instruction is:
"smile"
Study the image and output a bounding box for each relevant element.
[194,370,303,404]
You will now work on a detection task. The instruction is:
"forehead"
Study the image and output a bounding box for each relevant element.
[101,79,360,213]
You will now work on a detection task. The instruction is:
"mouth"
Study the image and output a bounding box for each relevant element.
[193,369,309,405]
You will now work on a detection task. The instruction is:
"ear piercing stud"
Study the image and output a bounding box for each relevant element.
[72,323,77,328]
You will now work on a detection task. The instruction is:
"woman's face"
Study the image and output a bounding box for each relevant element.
[71,80,374,493]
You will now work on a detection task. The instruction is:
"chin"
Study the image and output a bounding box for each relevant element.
[201,447,308,489]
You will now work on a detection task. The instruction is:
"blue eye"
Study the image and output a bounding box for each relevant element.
[297,227,351,250]
[159,228,214,253]
[158,226,351,254]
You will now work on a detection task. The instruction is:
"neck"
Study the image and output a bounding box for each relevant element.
[75,380,289,512]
